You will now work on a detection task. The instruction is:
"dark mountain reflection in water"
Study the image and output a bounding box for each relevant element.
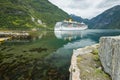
[0,29,120,80]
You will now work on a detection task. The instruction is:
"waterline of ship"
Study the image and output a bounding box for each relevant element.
[54,20,88,31]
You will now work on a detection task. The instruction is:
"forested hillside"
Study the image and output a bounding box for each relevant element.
[0,0,69,30]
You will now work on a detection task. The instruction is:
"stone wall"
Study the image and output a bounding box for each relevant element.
[99,36,120,80]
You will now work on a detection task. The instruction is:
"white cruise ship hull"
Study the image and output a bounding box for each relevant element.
[55,26,88,31]
[54,21,88,31]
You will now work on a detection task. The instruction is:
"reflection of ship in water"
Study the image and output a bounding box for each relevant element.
[54,29,120,42]
[54,30,84,41]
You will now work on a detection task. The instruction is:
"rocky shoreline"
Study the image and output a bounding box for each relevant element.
[69,44,100,80]
[69,44,111,80]
[70,36,120,80]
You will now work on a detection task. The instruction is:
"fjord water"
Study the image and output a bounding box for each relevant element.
[0,29,120,80]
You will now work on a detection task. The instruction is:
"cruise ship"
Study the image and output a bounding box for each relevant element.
[54,19,88,31]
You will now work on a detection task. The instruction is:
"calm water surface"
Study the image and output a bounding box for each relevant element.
[0,29,120,80]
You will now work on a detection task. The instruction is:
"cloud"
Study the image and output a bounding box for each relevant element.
[49,0,120,19]
[97,0,120,8]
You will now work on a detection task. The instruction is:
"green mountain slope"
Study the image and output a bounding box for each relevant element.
[89,5,120,29]
[0,0,69,30]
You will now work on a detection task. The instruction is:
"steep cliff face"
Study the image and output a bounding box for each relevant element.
[99,36,120,80]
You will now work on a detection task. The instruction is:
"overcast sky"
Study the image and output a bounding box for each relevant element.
[48,0,120,19]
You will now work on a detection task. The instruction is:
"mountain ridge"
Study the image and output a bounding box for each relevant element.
[70,5,120,29]
[89,5,120,29]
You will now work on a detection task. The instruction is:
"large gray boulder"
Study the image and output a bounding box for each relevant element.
[99,36,120,80]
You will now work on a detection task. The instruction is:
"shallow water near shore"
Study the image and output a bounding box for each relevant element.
[0,29,120,80]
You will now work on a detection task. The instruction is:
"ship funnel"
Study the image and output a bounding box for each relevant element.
[69,19,72,22]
